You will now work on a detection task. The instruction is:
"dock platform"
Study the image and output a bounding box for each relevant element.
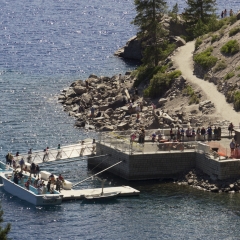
[61,186,140,200]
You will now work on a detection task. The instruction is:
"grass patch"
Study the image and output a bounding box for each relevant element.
[143,70,182,98]
[237,74,240,77]
[229,27,240,37]
[213,60,227,72]
[221,40,240,55]
[182,85,199,104]
[211,34,220,44]
[224,72,235,80]
[195,38,203,50]
[234,91,240,111]
[193,47,217,69]
[235,66,240,71]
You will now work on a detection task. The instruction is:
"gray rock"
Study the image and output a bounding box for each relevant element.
[75,121,86,127]
[210,187,219,193]
[100,125,114,131]
[117,122,129,130]
[105,108,114,116]
[73,86,86,95]
[188,179,194,185]
[157,98,168,107]
[237,11,240,20]
[81,93,92,105]
[58,95,66,100]
[99,104,110,111]
[114,35,142,61]
[72,106,79,112]
[65,88,77,98]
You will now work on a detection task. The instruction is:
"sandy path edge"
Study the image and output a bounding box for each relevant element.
[172,41,240,123]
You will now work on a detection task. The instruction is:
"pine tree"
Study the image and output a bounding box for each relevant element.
[170,3,179,22]
[0,204,11,240]
[132,0,168,67]
[183,0,216,26]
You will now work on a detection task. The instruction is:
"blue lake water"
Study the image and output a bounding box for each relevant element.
[0,0,240,239]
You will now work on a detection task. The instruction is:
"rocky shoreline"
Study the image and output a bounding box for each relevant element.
[58,71,220,132]
[177,169,240,193]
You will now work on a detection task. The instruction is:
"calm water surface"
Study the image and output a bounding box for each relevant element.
[0,0,240,239]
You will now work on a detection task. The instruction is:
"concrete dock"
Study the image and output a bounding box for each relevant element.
[61,186,140,200]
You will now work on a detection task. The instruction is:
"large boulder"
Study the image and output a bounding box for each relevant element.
[157,98,168,107]
[109,95,124,108]
[105,108,114,116]
[117,122,129,130]
[114,36,142,61]
[81,93,92,106]
[65,88,77,98]
[100,125,114,131]
[73,86,87,95]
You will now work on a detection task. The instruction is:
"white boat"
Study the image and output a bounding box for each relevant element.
[84,191,121,200]
[1,173,63,206]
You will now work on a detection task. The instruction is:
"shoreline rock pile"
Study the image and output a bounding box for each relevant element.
[176,169,240,193]
[58,72,218,131]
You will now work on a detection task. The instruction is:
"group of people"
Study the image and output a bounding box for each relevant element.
[18,171,65,194]
[221,9,234,18]
[47,173,64,193]
[130,128,146,145]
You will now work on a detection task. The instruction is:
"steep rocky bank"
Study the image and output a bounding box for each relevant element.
[58,70,222,131]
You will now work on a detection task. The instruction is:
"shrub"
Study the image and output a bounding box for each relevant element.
[182,85,199,104]
[211,34,220,44]
[224,72,235,80]
[132,65,167,87]
[195,38,203,49]
[144,70,182,98]
[229,27,240,37]
[221,40,240,55]
[238,74,240,77]
[213,60,227,72]
[229,15,237,25]
[193,47,217,69]
[236,66,240,71]
[234,91,240,111]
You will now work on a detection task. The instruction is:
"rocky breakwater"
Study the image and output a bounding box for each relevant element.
[177,169,240,193]
[58,73,195,132]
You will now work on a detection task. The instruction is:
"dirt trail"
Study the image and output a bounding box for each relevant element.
[172,41,240,123]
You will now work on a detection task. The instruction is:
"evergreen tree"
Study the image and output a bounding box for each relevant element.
[183,0,216,26]
[170,3,179,22]
[132,0,168,67]
[0,204,11,240]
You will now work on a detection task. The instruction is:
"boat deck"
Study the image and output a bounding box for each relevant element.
[61,186,140,200]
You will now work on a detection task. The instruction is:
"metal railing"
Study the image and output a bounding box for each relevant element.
[11,143,95,164]
[98,132,198,155]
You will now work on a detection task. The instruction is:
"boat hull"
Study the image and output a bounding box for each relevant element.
[1,174,62,206]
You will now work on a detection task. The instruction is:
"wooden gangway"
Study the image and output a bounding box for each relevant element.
[13,139,95,165]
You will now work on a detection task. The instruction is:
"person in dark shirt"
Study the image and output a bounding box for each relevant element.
[13,174,19,184]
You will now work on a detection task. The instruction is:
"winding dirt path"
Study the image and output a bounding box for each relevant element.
[172,41,240,122]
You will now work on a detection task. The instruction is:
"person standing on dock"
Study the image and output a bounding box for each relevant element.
[56,178,61,192]
[91,139,96,154]
[19,158,25,171]
[43,147,49,162]
[80,141,85,156]
[56,144,62,159]
[27,149,32,163]
[230,138,236,157]
[30,162,36,177]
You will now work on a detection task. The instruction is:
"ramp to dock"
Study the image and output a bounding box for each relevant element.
[61,186,140,200]
[15,141,95,164]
